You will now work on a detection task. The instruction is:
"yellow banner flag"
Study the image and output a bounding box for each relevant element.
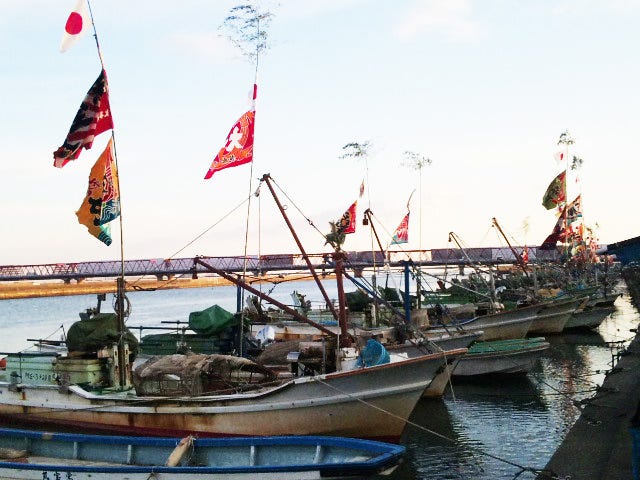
[76,138,120,245]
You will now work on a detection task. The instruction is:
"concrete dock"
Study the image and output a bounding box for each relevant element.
[541,267,640,479]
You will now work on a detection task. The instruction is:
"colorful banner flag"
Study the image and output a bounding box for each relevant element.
[336,201,357,235]
[391,213,409,245]
[76,138,120,245]
[204,85,256,179]
[566,195,582,224]
[521,246,529,263]
[542,171,566,210]
[60,0,90,52]
[554,151,565,163]
[53,69,114,168]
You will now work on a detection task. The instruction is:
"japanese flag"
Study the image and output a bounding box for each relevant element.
[60,0,90,53]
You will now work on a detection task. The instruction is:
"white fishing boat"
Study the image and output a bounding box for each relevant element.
[422,302,538,341]
[0,342,465,442]
[0,427,405,479]
[564,290,619,330]
[527,295,586,334]
[452,337,550,377]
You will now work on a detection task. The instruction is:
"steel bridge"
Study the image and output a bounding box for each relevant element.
[0,247,559,283]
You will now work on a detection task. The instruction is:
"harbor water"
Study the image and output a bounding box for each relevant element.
[0,278,638,479]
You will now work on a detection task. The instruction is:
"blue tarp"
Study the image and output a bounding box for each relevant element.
[356,339,390,367]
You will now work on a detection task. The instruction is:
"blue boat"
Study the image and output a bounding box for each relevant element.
[0,428,405,479]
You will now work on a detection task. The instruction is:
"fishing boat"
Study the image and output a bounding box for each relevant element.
[452,337,550,377]
[0,342,464,442]
[564,289,619,330]
[422,302,538,341]
[0,427,405,479]
[527,294,586,334]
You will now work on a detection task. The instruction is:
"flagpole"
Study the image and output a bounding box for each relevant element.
[557,131,572,261]
[86,0,105,70]
[86,0,128,388]
[239,16,262,358]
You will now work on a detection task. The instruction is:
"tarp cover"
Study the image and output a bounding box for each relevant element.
[188,304,237,335]
[356,339,390,367]
[66,313,139,359]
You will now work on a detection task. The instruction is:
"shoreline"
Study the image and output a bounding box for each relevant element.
[0,273,325,300]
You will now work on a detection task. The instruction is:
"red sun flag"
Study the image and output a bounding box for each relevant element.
[60,0,90,53]
[204,85,257,179]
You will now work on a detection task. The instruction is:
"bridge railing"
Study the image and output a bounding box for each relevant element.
[0,247,560,282]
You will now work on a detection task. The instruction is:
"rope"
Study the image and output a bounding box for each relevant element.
[269,177,327,240]
[125,195,250,290]
[312,376,548,477]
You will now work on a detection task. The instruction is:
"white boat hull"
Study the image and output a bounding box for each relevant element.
[0,351,464,442]
[565,305,615,330]
[424,309,536,341]
[453,340,549,377]
[528,297,584,334]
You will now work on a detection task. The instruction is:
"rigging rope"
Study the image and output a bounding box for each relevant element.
[312,376,551,478]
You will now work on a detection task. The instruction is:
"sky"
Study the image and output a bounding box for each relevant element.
[1,0,639,266]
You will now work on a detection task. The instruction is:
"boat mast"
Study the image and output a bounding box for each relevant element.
[448,231,494,302]
[558,131,573,261]
[193,257,338,337]
[260,174,340,322]
[87,0,128,389]
[491,217,530,279]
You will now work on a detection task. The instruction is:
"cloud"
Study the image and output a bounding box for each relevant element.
[395,0,483,41]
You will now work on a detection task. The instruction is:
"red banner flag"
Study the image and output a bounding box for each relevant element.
[539,208,567,250]
[53,69,114,168]
[391,213,409,245]
[204,85,256,179]
[336,201,357,235]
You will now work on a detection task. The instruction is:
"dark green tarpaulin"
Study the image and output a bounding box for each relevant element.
[66,313,139,359]
[188,304,238,335]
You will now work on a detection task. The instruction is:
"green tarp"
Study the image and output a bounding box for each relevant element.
[188,304,238,335]
[66,313,139,359]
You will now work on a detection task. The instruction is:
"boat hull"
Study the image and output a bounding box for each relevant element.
[565,305,615,330]
[452,338,549,377]
[424,305,537,341]
[528,297,584,334]
[0,428,405,479]
[0,351,462,443]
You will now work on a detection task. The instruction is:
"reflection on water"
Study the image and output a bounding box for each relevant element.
[382,289,640,480]
[1,280,639,479]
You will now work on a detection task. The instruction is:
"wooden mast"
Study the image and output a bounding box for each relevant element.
[261,174,340,322]
[87,0,128,389]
